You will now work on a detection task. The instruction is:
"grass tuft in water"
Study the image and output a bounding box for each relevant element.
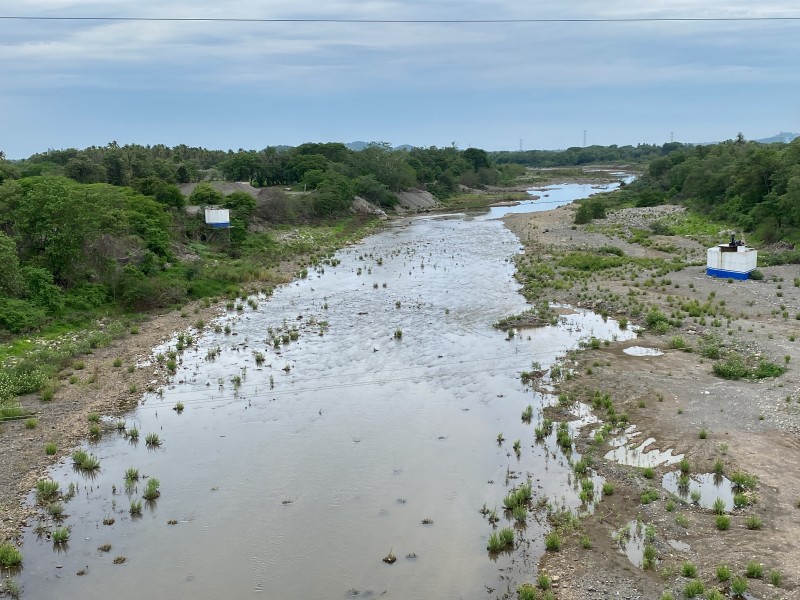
[487,527,515,552]
[51,527,70,544]
[35,479,60,503]
[142,478,160,500]
[129,500,143,515]
[145,432,161,447]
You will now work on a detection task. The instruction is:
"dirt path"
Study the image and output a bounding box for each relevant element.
[504,204,800,599]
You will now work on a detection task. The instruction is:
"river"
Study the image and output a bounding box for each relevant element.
[15,181,633,599]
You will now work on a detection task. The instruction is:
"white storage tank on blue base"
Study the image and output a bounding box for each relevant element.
[204,208,230,229]
[706,237,757,280]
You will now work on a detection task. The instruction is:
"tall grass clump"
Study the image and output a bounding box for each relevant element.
[544,531,562,551]
[51,527,70,544]
[487,527,515,552]
[35,479,60,503]
[142,478,160,500]
[129,500,143,515]
[0,542,23,567]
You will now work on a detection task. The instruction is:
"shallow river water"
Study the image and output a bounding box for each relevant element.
[17,183,633,599]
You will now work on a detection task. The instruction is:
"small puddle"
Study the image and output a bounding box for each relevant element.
[661,472,735,511]
[613,520,656,569]
[622,346,664,357]
[604,426,683,468]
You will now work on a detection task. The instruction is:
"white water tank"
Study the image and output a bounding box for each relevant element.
[204,208,230,229]
[706,240,757,280]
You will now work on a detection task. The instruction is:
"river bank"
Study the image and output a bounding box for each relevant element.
[504,204,800,598]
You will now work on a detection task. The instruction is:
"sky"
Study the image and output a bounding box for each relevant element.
[1,1,799,158]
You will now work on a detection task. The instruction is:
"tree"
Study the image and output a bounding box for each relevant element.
[220,152,263,183]
[313,173,354,217]
[188,183,224,206]
[65,155,106,183]
[462,147,490,171]
[0,232,22,296]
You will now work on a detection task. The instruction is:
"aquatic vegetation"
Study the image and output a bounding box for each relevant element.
[35,479,60,503]
[51,527,70,544]
[142,478,160,500]
[129,500,143,515]
[0,542,22,567]
[487,527,515,552]
[145,432,161,447]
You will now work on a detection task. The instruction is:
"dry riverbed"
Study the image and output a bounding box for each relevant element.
[505,204,800,599]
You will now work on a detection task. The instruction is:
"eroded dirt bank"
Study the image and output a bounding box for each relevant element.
[504,204,800,599]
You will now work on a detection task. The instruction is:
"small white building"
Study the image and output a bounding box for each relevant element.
[204,208,230,229]
[706,237,757,280]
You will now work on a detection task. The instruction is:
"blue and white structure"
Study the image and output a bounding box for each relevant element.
[204,208,230,229]
[706,237,757,280]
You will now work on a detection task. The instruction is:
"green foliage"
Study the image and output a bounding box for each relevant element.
[574,199,606,224]
[544,531,562,551]
[487,527,515,552]
[744,561,762,578]
[683,579,704,598]
[0,542,23,567]
[713,352,786,380]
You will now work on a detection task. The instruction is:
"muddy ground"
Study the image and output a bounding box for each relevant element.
[505,204,800,599]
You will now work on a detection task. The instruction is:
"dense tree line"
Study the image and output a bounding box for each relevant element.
[13,141,521,204]
[491,143,669,167]
[0,142,515,334]
[612,137,800,244]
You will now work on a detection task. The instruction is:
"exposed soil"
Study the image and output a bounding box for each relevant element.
[504,204,800,599]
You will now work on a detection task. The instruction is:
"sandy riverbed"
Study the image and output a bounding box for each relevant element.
[504,204,800,598]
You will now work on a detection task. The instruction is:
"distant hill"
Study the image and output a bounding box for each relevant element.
[345,141,413,151]
[754,132,798,144]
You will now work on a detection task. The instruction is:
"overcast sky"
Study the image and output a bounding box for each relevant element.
[1,1,799,158]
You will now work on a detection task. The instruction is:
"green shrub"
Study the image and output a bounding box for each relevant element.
[744,561,762,578]
[0,542,23,567]
[716,564,731,581]
[683,579,704,598]
[544,531,562,551]
[730,576,748,595]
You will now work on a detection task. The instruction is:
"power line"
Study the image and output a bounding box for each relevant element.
[1,15,799,24]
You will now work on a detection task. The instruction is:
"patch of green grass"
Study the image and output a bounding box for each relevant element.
[715,514,730,530]
[730,471,758,491]
[142,478,160,500]
[0,542,23,567]
[675,514,690,528]
[517,583,537,600]
[744,561,763,578]
[712,498,726,515]
[35,479,60,503]
[44,442,57,455]
[731,576,748,595]
[716,564,731,581]
[642,543,657,569]
[544,531,562,551]
[745,515,762,530]
[769,570,782,586]
[24,417,38,429]
[145,432,160,447]
[681,561,697,577]
[683,579,704,598]
[487,527,515,552]
[129,500,142,515]
[640,489,660,504]
[52,527,70,544]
